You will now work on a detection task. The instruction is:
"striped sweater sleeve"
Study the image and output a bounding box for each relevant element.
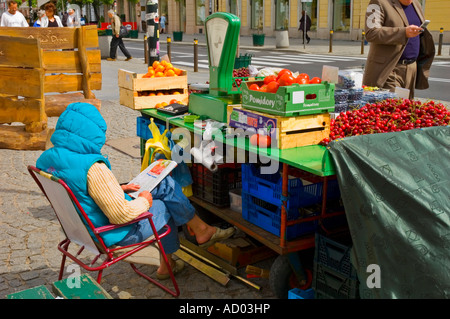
[87,162,150,224]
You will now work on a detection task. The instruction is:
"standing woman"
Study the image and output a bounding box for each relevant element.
[41,2,63,27]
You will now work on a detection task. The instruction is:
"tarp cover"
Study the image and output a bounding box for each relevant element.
[328,126,450,299]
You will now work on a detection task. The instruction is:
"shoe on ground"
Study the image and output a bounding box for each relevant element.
[156,259,185,280]
[125,57,132,61]
[307,39,310,44]
[106,58,116,61]
[199,226,235,248]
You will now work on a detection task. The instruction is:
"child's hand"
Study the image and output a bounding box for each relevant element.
[121,183,141,193]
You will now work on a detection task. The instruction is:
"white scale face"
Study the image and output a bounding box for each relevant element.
[206,17,229,67]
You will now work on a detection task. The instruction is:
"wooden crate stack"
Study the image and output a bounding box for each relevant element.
[118,69,188,110]
[0,26,101,150]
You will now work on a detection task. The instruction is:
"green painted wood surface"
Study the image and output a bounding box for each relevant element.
[52,273,112,299]
[7,285,55,299]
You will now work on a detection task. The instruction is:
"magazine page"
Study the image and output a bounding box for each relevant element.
[126,159,177,198]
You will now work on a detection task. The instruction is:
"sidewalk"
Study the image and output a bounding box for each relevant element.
[124,31,450,60]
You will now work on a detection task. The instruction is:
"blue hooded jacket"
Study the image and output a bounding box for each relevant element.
[37,102,133,247]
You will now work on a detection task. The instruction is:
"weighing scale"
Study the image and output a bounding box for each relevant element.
[188,12,242,123]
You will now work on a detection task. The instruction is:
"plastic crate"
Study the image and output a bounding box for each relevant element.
[136,116,166,140]
[234,54,253,69]
[313,262,359,299]
[241,163,341,209]
[191,163,241,207]
[242,192,318,240]
[314,233,357,279]
[288,288,315,299]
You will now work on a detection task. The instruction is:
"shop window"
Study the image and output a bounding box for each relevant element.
[229,0,238,16]
[196,0,206,26]
[251,0,263,30]
[275,0,289,30]
[333,0,351,31]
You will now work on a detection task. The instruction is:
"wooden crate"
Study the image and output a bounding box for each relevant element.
[118,68,188,110]
[229,106,330,149]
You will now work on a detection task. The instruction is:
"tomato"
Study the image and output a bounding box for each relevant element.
[266,81,280,93]
[259,84,268,92]
[295,76,309,85]
[264,75,278,85]
[278,73,296,86]
[258,135,272,148]
[249,83,260,91]
[250,134,272,148]
[309,77,322,84]
[297,73,310,81]
[277,69,293,80]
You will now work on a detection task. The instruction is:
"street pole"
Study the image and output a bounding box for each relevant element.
[146,0,160,66]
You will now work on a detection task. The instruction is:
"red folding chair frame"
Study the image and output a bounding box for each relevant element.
[28,165,180,297]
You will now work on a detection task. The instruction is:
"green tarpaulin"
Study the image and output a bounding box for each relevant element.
[328,126,450,299]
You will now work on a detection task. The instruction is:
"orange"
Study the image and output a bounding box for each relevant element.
[170,99,178,104]
[165,62,173,70]
[152,61,160,69]
[173,91,181,95]
[173,68,182,76]
[165,69,175,77]
[155,71,164,77]
[156,92,164,96]
[161,102,168,107]
[160,60,168,66]
[149,92,156,96]
[155,65,165,73]
[155,103,161,108]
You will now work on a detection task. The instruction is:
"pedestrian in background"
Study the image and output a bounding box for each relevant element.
[299,10,311,44]
[65,7,80,27]
[32,9,45,27]
[0,0,29,27]
[160,14,166,34]
[363,0,435,99]
[40,2,63,27]
[106,9,132,62]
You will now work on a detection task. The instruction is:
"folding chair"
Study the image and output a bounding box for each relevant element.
[27,165,180,297]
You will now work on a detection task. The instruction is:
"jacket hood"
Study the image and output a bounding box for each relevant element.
[50,102,107,155]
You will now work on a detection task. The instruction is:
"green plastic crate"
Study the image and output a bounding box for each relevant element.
[241,80,335,117]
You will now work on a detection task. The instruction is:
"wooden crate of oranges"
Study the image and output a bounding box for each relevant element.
[119,61,188,110]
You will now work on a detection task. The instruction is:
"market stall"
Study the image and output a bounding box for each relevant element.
[119,12,450,299]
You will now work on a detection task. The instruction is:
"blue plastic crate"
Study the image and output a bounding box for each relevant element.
[136,117,166,140]
[241,163,340,209]
[288,288,315,299]
[242,192,318,240]
[314,233,357,279]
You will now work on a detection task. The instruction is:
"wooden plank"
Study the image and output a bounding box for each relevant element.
[0,97,45,124]
[0,35,42,68]
[0,124,48,150]
[0,66,44,98]
[77,27,95,99]
[52,273,113,299]
[119,87,188,110]
[7,285,55,299]
[45,93,101,117]
[44,73,102,93]
[174,249,230,286]
[118,68,188,91]
[42,50,101,73]
[0,25,99,50]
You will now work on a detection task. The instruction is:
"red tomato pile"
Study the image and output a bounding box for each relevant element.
[320,98,450,145]
[248,69,322,93]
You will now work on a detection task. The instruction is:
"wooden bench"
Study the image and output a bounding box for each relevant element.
[0,26,102,150]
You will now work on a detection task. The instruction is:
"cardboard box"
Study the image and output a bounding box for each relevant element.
[241,80,335,117]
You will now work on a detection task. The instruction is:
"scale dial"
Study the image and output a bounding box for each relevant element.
[206,17,229,67]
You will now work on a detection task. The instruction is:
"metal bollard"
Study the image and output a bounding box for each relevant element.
[167,36,172,61]
[329,30,333,53]
[361,31,365,55]
[194,38,198,72]
[438,28,443,56]
[144,35,148,64]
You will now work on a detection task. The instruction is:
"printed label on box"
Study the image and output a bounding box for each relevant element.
[292,91,305,104]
